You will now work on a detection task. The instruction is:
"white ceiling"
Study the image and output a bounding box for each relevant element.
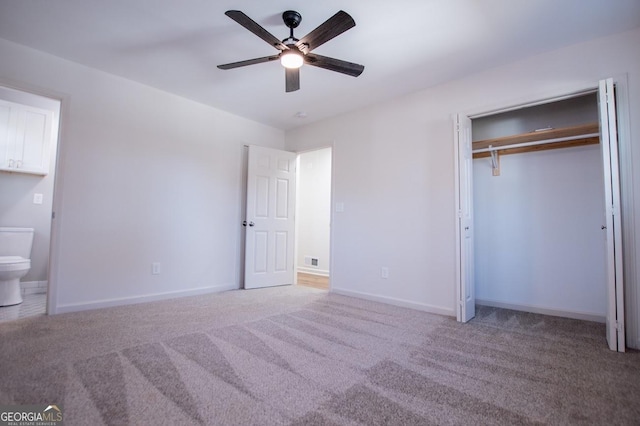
[1,0,639,130]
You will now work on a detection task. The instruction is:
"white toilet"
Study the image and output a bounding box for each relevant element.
[0,227,34,306]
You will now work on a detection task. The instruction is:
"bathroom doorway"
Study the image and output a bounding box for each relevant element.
[0,84,61,322]
[295,147,332,290]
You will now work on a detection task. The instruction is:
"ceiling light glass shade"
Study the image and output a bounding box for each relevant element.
[280,50,303,69]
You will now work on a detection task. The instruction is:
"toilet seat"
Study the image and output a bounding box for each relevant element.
[0,256,30,272]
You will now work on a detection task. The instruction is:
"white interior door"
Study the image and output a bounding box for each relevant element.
[599,78,625,352]
[455,114,475,322]
[244,145,297,289]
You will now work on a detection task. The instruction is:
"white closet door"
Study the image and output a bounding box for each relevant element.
[244,145,297,289]
[455,114,475,322]
[599,78,625,352]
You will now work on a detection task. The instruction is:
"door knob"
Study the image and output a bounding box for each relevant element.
[249,221,255,227]
[242,221,247,227]
[602,225,607,230]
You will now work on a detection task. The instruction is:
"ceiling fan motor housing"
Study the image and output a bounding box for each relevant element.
[282,10,302,29]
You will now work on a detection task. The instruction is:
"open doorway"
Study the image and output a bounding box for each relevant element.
[0,84,61,322]
[295,147,332,290]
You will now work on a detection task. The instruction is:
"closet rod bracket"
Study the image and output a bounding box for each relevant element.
[489,145,500,176]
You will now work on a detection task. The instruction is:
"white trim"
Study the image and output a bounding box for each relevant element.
[294,144,334,156]
[55,283,238,314]
[296,267,329,276]
[476,298,605,323]
[48,89,69,315]
[328,141,335,292]
[464,84,599,119]
[331,287,455,317]
[20,280,48,295]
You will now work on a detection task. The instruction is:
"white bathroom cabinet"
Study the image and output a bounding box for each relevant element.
[0,99,54,175]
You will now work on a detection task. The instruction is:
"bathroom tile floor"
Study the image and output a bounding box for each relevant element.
[0,293,47,323]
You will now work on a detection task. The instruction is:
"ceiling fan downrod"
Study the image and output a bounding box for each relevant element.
[282,10,302,44]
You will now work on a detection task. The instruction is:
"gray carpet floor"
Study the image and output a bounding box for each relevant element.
[0,286,638,425]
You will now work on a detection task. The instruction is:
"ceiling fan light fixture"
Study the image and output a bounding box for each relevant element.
[280,49,303,69]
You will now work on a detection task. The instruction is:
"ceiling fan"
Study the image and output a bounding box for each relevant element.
[217,10,365,92]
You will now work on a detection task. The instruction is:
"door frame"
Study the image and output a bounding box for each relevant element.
[453,75,637,349]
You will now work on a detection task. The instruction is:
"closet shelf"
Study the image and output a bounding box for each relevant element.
[472,122,599,159]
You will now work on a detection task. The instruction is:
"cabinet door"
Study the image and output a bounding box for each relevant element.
[14,106,52,174]
[0,101,18,169]
[0,99,53,175]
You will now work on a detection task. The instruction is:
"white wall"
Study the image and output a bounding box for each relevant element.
[285,28,640,348]
[296,147,331,276]
[0,38,285,312]
[474,145,606,320]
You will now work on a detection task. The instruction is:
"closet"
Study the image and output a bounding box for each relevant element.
[471,93,607,322]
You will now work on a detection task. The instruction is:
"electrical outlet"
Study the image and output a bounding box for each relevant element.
[152,262,161,275]
[381,267,389,279]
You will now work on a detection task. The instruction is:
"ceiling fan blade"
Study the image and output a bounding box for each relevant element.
[304,53,364,77]
[217,55,279,70]
[225,10,288,51]
[285,68,300,92]
[296,10,355,53]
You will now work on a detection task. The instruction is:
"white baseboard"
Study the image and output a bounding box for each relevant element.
[21,280,48,295]
[330,287,455,318]
[476,298,606,323]
[297,267,329,276]
[55,283,239,314]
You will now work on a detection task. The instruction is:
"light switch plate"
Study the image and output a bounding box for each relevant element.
[381,267,389,279]
[33,193,43,205]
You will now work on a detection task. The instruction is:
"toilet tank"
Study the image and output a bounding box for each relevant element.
[0,227,35,258]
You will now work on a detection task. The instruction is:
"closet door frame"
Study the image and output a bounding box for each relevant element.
[453,75,637,351]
